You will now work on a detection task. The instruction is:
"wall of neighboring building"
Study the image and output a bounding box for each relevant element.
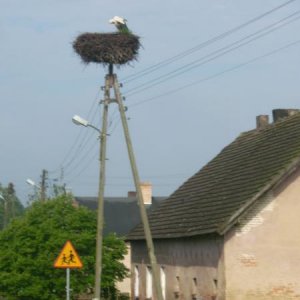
[116,242,131,297]
[131,235,224,300]
[224,168,300,300]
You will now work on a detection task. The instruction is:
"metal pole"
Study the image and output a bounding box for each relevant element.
[93,71,110,300]
[66,268,70,300]
[112,74,164,300]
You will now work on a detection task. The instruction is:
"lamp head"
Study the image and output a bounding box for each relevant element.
[26,179,36,186]
[72,115,89,127]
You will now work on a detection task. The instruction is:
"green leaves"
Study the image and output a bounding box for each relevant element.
[0,195,128,300]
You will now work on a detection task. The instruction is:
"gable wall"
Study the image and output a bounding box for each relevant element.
[224,168,300,300]
[131,236,224,300]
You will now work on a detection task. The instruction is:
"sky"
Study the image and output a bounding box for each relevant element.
[1,0,300,205]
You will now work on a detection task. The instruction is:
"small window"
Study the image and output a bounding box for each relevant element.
[192,277,198,299]
[146,266,152,299]
[174,276,180,298]
[214,279,218,290]
[193,277,197,287]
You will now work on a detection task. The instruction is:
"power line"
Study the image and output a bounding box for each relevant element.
[49,87,102,175]
[121,0,297,84]
[124,11,300,97]
[129,38,300,108]
[65,149,98,186]
[63,138,98,178]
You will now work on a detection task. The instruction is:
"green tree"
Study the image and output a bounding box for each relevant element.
[0,195,128,300]
[0,183,24,230]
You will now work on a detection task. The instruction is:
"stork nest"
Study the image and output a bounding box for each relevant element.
[73,32,140,66]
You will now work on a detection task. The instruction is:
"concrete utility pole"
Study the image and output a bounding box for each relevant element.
[113,74,163,300]
[40,169,48,202]
[93,64,163,300]
[93,73,110,300]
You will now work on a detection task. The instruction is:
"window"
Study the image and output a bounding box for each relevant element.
[192,277,198,300]
[160,266,166,299]
[146,266,152,299]
[174,276,180,298]
[134,266,139,299]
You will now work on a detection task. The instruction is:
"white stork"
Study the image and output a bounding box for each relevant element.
[109,16,131,34]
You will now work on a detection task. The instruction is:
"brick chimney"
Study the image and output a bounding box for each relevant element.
[272,109,300,123]
[256,115,269,129]
[127,182,152,204]
[127,191,137,198]
[140,182,152,205]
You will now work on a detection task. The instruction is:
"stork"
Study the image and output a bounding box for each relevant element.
[109,16,131,34]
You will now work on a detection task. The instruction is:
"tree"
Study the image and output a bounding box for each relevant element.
[0,195,128,300]
[0,182,24,230]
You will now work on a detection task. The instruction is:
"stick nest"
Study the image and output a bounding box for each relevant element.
[73,32,140,66]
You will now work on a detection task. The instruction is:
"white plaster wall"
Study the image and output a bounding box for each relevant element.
[116,242,131,296]
[224,169,300,300]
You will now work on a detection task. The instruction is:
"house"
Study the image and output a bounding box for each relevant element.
[127,109,300,300]
[73,182,166,237]
[73,182,166,298]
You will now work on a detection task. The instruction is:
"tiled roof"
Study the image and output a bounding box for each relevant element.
[127,112,300,240]
[74,196,166,236]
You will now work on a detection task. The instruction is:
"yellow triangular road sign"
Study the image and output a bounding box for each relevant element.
[54,240,83,269]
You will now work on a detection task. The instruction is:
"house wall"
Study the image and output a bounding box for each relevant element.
[224,169,300,300]
[116,242,131,297]
[131,235,224,300]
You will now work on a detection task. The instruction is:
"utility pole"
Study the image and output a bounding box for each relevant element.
[113,72,163,300]
[92,64,163,300]
[93,72,110,300]
[40,169,48,202]
[7,183,15,218]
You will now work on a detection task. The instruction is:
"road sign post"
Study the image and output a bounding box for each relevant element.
[54,240,83,300]
[66,268,70,300]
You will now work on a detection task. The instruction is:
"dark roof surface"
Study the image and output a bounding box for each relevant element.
[74,197,166,236]
[128,112,300,240]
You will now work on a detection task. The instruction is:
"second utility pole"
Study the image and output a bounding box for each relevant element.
[112,65,163,300]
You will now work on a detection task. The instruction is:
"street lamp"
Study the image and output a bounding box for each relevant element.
[72,115,101,133]
[26,178,37,187]
[72,113,108,300]
[26,178,46,202]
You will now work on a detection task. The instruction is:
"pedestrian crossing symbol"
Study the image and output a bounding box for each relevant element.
[54,240,83,269]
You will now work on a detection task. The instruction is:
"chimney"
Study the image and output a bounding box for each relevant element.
[140,182,152,205]
[127,182,153,204]
[256,115,269,129]
[272,109,300,123]
[128,191,137,198]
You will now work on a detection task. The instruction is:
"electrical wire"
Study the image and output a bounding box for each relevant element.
[129,38,300,108]
[48,87,102,174]
[121,0,297,84]
[50,1,299,182]
[124,11,300,97]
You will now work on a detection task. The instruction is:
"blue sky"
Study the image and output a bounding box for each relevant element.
[1,0,300,204]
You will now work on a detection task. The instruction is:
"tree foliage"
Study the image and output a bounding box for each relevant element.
[0,195,128,300]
